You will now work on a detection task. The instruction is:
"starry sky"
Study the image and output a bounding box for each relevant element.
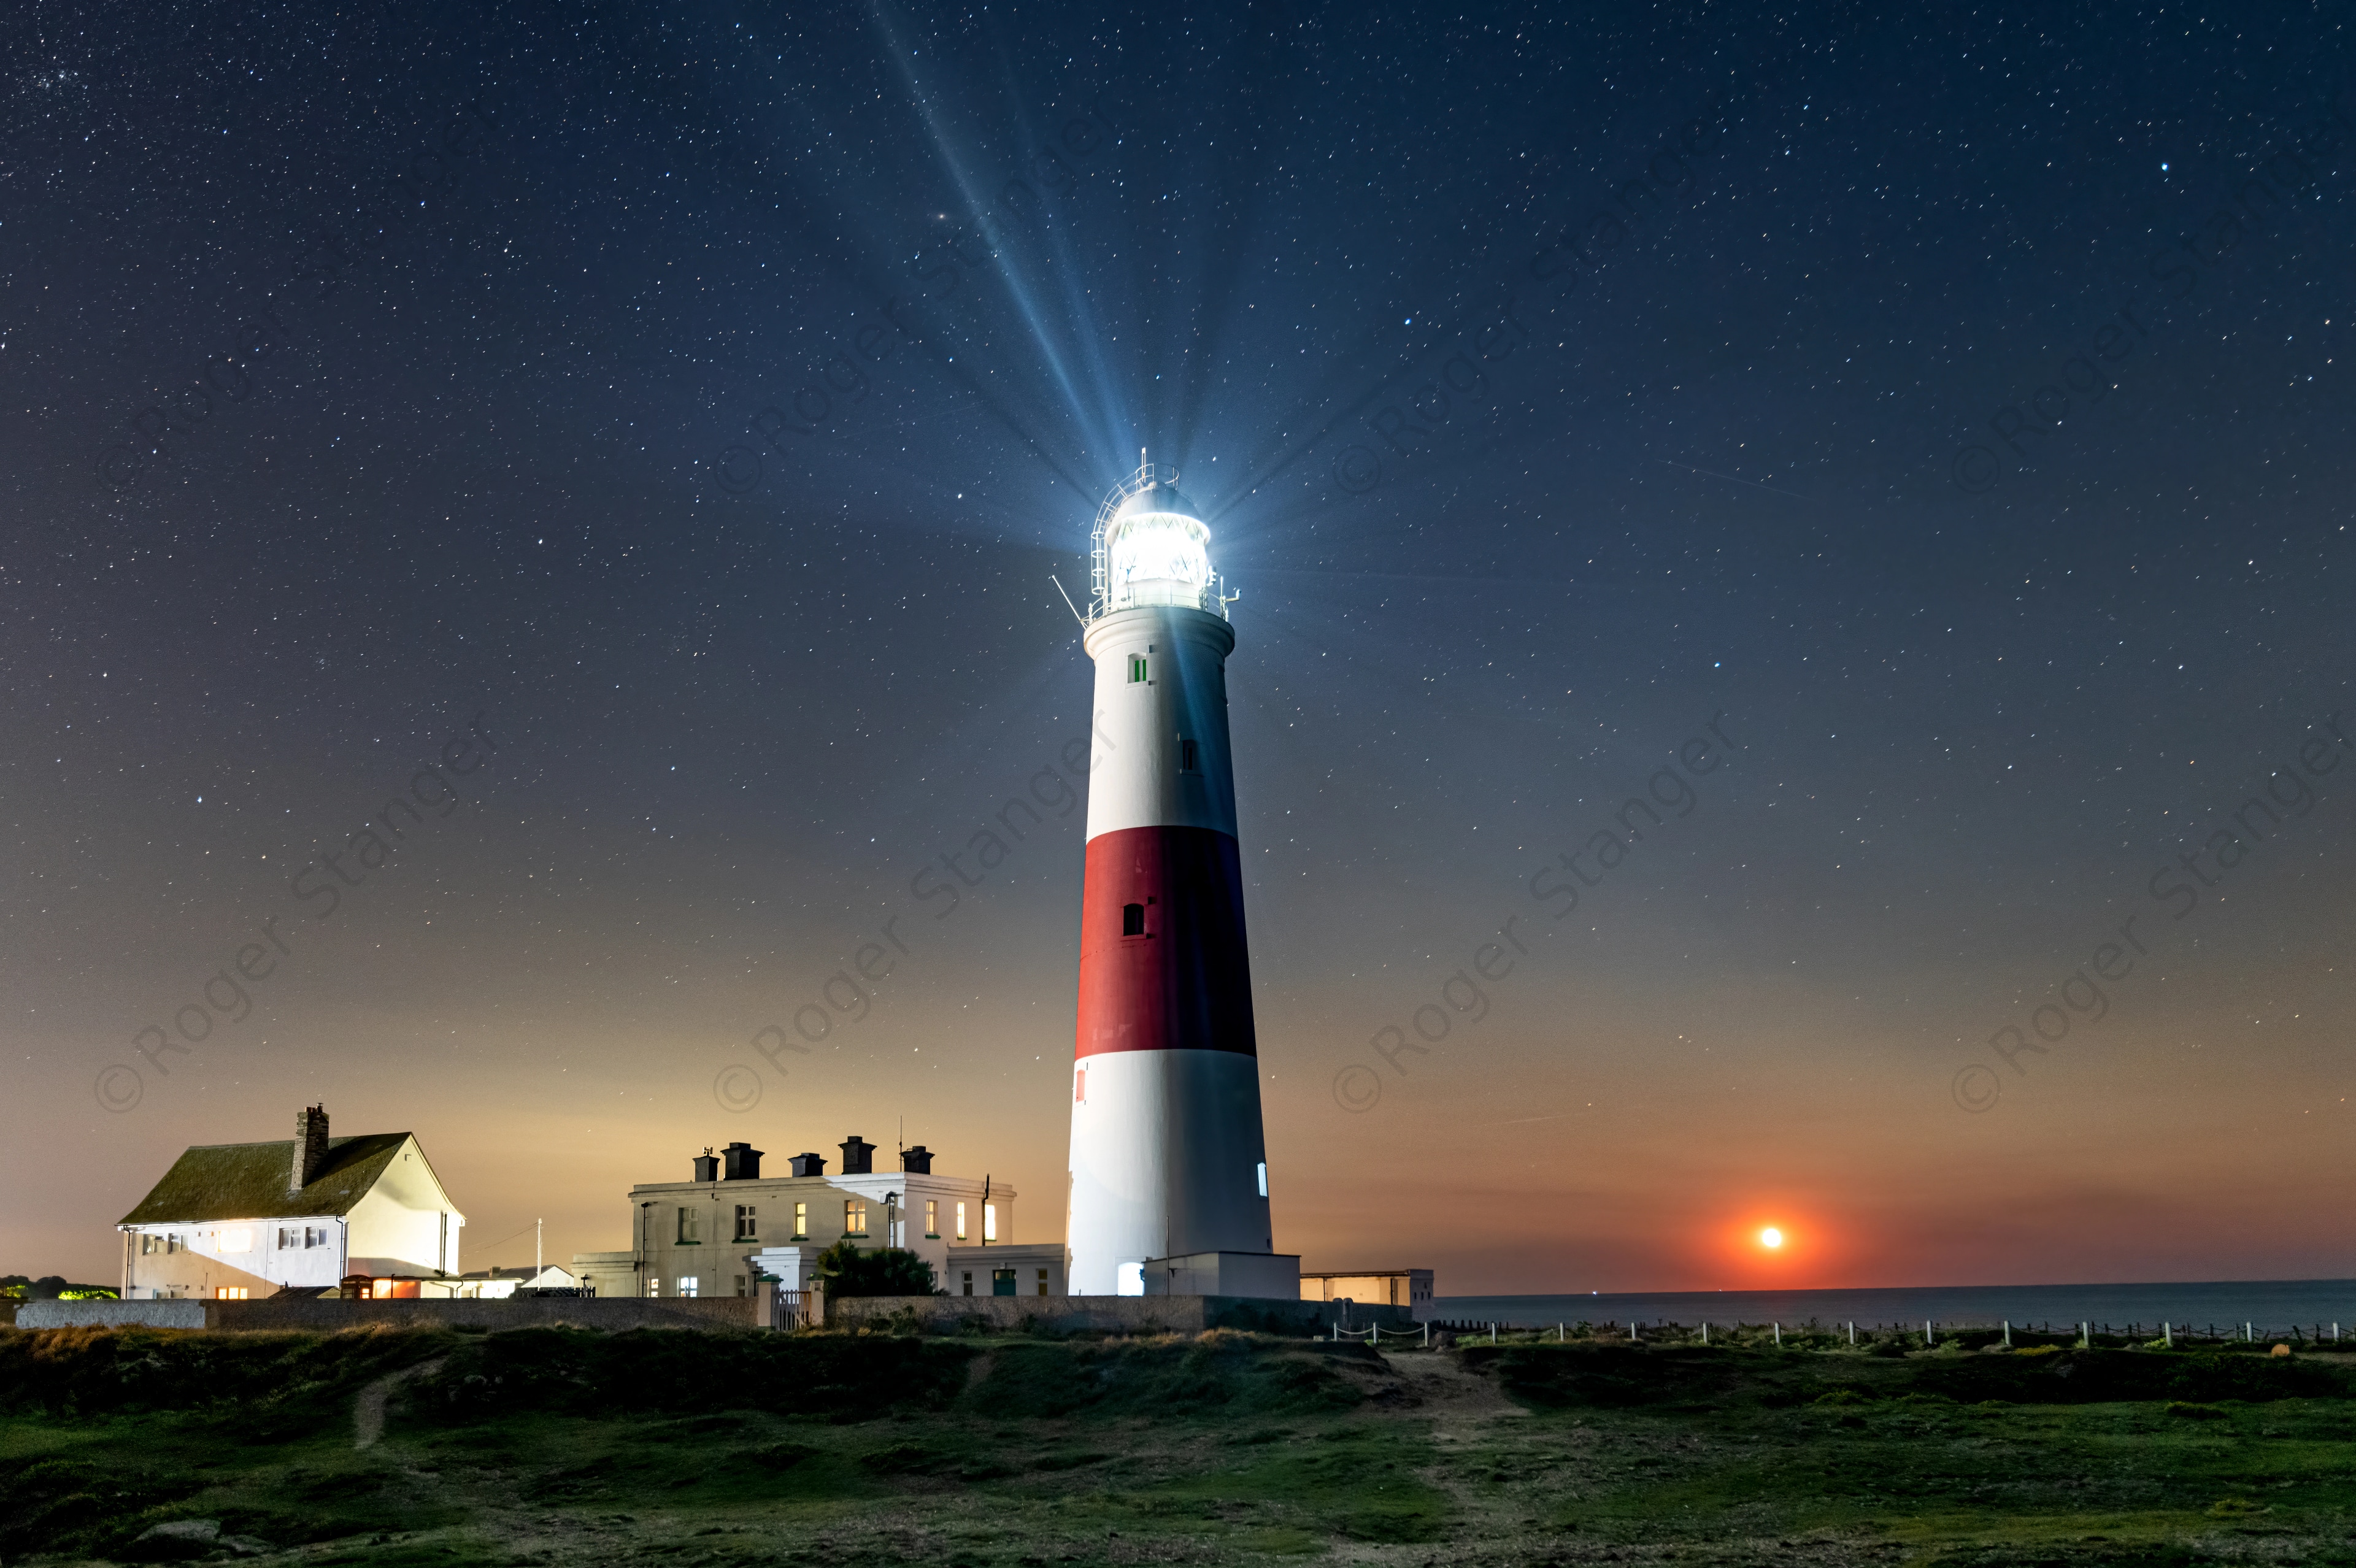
[6,0,2352,1294]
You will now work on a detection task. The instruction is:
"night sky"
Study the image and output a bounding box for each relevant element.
[6,0,2352,1293]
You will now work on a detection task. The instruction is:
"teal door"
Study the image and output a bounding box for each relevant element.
[992,1269,1017,1296]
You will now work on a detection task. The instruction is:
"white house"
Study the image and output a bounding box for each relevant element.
[117,1105,464,1299]
[574,1135,1061,1301]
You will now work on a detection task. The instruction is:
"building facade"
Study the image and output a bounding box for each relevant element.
[577,1136,1025,1299]
[1300,1268,1435,1319]
[117,1105,464,1300]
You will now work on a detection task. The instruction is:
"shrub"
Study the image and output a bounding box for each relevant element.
[810,1241,943,1297]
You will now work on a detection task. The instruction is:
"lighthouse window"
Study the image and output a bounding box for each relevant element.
[1123,902,1145,936]
[1179,739,1198,773]
[1128,655,1148,683]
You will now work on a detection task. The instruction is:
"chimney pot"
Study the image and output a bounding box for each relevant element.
[900,1144,935,1175]
[838,1135,876,1175]
[690,1147,720,1183]
[788,1152,827,1177]
[722,1141,763,1180]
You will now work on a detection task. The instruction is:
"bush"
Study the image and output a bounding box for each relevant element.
[810,1240,943,1297]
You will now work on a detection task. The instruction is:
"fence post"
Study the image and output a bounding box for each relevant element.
[1702,1322,1709,1345]
[2001,1320,2011,1348]
[1773,1323,1780,1346]
[2163,1321,2172,1348]
[1630,1321,1638,1341]
[1490,1323,1497,1345]
[1925,1319,1934,1347]
[1847,1321,1855,1345]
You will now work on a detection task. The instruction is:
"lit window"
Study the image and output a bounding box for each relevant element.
[1179,739,1198,773]
[677,1207,701,1245]
[647,1278,662,1297]
[792,1202,807,1239]
[983,1204,998,1243]
[955,1202,968,1241]
[678,1277,698,1298]
[925,1199,938,1237]
[1123,902,1145,936]
[734,1205,758,1241]
[845,1199,868,1236]
[1128,654,1148,683]
[215,1286,249,1300]
[734,1275,747,1296]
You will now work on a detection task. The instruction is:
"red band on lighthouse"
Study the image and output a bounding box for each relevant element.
[1076,826,1257,1058]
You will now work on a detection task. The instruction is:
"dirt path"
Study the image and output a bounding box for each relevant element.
[354,1356,444,1450]
[1377,1350,1529,1426]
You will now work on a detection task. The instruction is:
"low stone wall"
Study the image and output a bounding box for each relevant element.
[17,1300,209,1331]
[217,1297,758,1332]
[14,1297,757,1333]
[828,1294,1417,1336]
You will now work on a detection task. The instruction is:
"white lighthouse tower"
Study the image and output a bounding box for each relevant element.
[1064,457,1292,1299]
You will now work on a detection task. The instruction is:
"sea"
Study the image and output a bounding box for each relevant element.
[1431,1279,2356,1339]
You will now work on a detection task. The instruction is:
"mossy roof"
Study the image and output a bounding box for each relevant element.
[118,1133,412,1224]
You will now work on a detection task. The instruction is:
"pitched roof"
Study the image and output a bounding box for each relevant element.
[118,1133,414,1225]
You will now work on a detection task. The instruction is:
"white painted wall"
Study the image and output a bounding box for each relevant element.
[1066,1048,1271,1296]
[628,1171,1015,1298]
[346,1136,464,1276]
[1081,605,1238,840]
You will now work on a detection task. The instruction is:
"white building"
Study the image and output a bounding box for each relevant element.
[574,1136,1060,1300]
[117,1105,464,1299]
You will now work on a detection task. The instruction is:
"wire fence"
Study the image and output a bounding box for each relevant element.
[1391,1316,2350,1350]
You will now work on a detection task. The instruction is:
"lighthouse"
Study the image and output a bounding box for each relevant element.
[1065,458,1282,1297]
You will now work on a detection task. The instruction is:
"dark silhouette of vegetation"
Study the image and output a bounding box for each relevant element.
[809,1240,943,1297]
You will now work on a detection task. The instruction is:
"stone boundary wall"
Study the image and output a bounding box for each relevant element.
[828,1294,1417,1335]
[14,1297,756,1332]
[16,1300,209,1331]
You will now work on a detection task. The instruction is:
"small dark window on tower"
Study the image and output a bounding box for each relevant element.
[1122,902,1146,937]
[1179,739,1198,773]
[1128,655,1148,683]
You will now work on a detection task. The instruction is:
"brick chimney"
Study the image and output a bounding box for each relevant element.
[290,1105,329,1194]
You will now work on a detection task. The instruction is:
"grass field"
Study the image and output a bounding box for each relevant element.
[4,1324,2354,1566]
